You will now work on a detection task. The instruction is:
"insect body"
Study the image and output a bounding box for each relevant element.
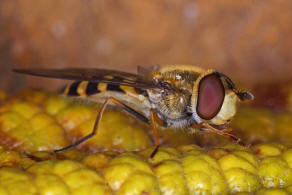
[14,65,254,157]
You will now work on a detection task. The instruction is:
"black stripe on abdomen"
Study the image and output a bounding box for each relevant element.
[106,84,124,93]
[86,82,100,95]
[67,81,80,96]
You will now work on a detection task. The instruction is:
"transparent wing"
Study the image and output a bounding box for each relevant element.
[13,68,163,90]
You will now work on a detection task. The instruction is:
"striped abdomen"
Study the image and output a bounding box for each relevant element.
[64,81,146,98]
[63,81,151,116]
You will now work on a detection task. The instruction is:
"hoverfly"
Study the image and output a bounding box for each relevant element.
[13,65,254,157]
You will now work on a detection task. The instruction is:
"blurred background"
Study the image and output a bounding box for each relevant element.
[0,0,292,93]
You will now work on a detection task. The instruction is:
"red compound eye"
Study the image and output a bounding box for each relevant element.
[196,74,225,120]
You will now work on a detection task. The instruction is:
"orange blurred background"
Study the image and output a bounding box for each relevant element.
[0,0,292,92]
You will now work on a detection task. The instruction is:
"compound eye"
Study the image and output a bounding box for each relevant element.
[196,74,225,120]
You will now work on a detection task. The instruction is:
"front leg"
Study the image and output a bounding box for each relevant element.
[192,122,247,147]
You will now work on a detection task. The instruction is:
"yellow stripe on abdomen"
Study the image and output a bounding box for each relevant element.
[120,85,140,97]
[77,81,89,96]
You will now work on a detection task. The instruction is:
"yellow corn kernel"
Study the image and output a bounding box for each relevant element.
[35,174,70,195]
[0,168,37,195]
[259,157,292,188]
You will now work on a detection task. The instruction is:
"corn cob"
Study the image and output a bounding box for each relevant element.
[0,90,291,194]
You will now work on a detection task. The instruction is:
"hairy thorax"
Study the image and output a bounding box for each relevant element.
[147,69,196,128]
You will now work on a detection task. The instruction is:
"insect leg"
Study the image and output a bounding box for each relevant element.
[54,97,150,152]
[149,109,163,158]
[196,122,247,147]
